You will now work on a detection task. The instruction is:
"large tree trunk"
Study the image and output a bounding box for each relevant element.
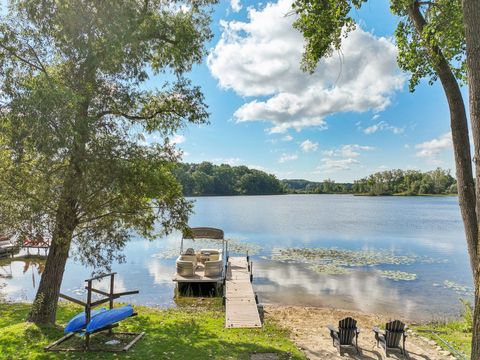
[410,4,480,356]
[27,193,78,324]
[409,2,477,270]
[461,0,480,356]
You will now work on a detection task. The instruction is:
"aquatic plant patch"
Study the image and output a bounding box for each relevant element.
[378,270,417,281]
[308,264,353,275]
[439,280,474,297]
[270,247,419,266]
[269,248,425,280]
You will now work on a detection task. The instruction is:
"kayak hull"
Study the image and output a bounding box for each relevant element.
[64,308,106,333]
[85,305,134,333]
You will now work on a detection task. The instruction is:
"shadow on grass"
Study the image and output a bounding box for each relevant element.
[0,303,305,360]
[125,310,303,359]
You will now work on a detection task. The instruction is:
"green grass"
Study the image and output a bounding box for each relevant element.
[412,320,471,358]
[0,300,306,360]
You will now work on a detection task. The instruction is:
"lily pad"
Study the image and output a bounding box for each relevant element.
[443,280,474,297]
[269,247,424,278]
[378,270,417,281]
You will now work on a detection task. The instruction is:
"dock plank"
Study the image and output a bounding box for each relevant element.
[225,256,262,328]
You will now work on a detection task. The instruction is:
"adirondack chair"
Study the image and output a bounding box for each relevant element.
[327,317,360,354]
[373,320,407,357]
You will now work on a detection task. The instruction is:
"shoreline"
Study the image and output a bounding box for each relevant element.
[264,304,460,359]
[0,300,464,359]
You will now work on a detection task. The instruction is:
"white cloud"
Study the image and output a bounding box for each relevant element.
[415,132,452,160]
[248,164,267,171]
[230,0,242,12]
[363,121,404,135]
[300,139,318,153]
[171,134,186,145]
[316,158,360,173]
[279,153,298,163]
[208,0,404,133]
[210,157,243,166]
[282,134,293,141]
[323,144,374,158]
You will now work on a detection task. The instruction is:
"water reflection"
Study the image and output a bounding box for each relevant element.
[255,260,423,319]
[0,255,46,301]
[0,195,473,319]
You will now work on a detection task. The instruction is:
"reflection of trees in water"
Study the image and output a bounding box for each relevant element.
[0,262,13,279]
[0,255,46,290]
[21,257,46,275]
[0,282,6,302]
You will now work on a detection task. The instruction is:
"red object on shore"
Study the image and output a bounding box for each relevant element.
[23,235,50,248]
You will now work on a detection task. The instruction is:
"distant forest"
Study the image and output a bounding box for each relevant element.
[174,162,285,196]
[286,168,457,196]
[174,162,457,196]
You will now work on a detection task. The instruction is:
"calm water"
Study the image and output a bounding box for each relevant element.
[0,195,472,320]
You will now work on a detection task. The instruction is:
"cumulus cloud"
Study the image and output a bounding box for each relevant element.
[210,157,243,166]
[363,121,404,135]
[323,144,374,158]
[316,158,360,173]
[300,139,318,153]
[279,153,298,163]
[208,0,405,133]
[415,132,452,160]
[171,134,186,144]
[316,144,373,173]
[230,0,242,12]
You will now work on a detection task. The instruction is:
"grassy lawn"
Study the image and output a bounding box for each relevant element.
[412,320,471,358]
[0,300,306,360]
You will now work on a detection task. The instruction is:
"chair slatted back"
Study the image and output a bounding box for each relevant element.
[338,317,357,345]
[385,320,405,348]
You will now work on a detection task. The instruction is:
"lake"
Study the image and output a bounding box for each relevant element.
[0,195,472,320]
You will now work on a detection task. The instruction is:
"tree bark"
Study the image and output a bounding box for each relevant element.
[461,0,480,356]
[409,2,478,270]
[27,189,78,324]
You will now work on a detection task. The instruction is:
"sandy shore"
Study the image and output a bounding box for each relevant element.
[264,305,456,360]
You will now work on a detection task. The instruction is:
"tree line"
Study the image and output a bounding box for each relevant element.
[352,168,457,196]
[284,168,456,196]
[174,162,285,196]
[176,164,457,196]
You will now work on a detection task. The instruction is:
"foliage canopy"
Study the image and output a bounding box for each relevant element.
[292,0,466,91]
[0,0,216,269]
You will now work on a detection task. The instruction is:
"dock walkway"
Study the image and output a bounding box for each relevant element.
[225,256,261,328]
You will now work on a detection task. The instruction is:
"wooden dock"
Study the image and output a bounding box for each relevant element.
[224,256,261,328]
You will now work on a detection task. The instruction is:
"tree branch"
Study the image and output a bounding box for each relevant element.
[0,43,46,74]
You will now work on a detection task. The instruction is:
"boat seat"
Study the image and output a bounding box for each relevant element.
[200,249,220,255]
[178,254,197,268]
[209,253,220,261]
[183,248,195,255]
[176,260,195,277]
[204,260,223,278]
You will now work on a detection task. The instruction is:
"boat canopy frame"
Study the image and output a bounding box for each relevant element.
[180,227,227,259]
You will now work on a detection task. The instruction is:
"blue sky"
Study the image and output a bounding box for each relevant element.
[4,0,457,183]
[161,0,458,183]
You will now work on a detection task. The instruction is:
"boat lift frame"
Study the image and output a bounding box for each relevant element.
[45,272,144,353]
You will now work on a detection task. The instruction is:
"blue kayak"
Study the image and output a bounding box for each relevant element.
[64,308,106,333]
[85,305,134,333]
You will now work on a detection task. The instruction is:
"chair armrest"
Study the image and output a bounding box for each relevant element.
[356,328,361,334]
[327,325,338,333]
[372,327,384,335]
